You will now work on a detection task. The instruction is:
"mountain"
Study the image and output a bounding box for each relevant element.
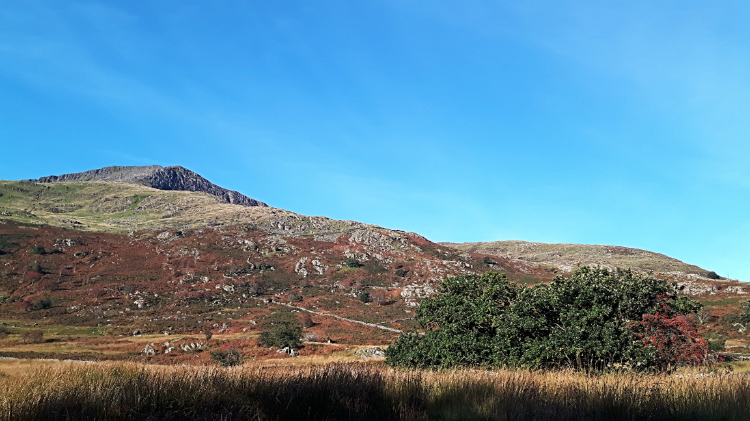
[0,165,747,363]
[32,165,267,207]
[441,240,725,282]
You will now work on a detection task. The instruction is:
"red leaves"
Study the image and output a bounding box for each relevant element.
[629,296,708,369]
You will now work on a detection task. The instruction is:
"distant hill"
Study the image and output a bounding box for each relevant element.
[32,165,267,207]
[441,240,724,281]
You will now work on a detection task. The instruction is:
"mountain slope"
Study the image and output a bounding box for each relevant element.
[32,165,267,207]
[0,166,747,363]
[441,240,724,281]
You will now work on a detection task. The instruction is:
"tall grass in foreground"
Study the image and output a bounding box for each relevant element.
[1,362,749,420]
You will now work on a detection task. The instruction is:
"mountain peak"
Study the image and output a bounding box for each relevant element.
[33,165,268,207]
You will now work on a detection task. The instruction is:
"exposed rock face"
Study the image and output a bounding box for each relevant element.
[34,165,267,207]
[401,283,436,307]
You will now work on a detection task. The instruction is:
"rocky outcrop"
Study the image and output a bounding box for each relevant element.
[33,165,267,207]
[401,283,436,307]
[355,346,385,359]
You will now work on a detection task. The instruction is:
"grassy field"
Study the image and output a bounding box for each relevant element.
[1,361,750,420]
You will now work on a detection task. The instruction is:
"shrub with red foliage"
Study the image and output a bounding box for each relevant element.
[629,296,708,370]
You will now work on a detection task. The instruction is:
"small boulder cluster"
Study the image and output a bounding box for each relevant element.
[355,346,385,359]
[276,346,298,357]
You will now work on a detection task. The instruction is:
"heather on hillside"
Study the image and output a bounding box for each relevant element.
[386,267,707,371]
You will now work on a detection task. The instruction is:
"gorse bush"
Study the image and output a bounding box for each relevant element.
[386,267,706,371]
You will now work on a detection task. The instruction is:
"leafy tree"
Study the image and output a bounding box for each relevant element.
[258,311,303,349]
[358,292,371,303]
[30,245,46,255]
[386,267,705,371]
[386,272,518,368]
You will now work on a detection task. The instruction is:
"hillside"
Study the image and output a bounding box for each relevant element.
[32,165,267,207]
[0,175,557,361]
[442,240,727,282]
[0,167,747,363]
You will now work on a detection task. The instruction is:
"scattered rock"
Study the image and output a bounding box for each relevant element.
[355,346,385,359]
[401,283,436,307]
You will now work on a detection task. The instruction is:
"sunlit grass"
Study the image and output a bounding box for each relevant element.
[1,362,749,420]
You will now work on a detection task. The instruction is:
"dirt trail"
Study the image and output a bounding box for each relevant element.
[262,299,404,333]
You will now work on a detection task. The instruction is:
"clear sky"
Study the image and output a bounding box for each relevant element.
[1,1,749,280]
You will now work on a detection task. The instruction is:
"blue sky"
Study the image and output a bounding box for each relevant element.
[2,1,749,279]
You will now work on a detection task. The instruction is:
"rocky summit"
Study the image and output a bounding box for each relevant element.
[32,165,267,207]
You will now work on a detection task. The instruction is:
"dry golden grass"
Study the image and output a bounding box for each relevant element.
[2,361,750,420]
[0,359,94,377]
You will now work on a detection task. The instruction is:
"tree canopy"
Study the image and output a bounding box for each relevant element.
[386,267,706,371]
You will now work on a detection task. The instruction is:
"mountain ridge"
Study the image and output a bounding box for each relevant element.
[3,164,736,284]
[441,240,726,282]
[32,165,267,207]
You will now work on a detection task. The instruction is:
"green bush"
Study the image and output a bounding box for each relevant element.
[705,331,728,352]
[346,258,362,268]
[211,348,243,367]
[704,271,721,280]
[258,312,302,349]
[386,267,705,371]
[30,245,46,255]
[358,292,370,303]
[33,297,52,310]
